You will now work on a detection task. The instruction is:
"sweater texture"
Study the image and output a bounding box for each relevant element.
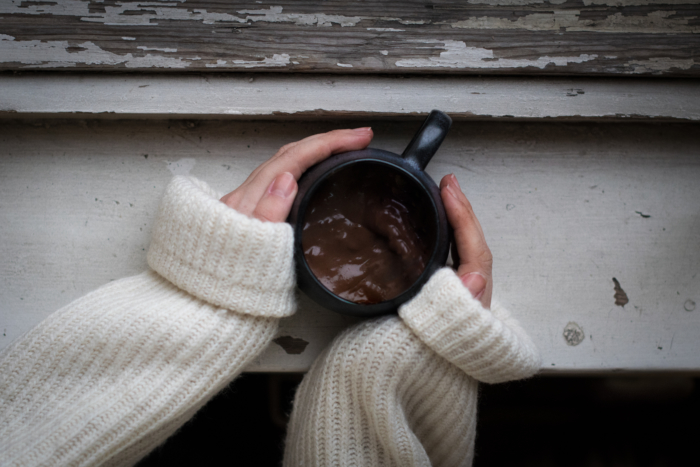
[284,269,540,467]
[0,175,540,467]
[0,176,296,466]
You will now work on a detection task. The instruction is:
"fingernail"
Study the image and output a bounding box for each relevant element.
[268,172,296,199]
[461,272,486,300]
[450,173,461,190]
[444,182,458,200]
[353,127,372,134]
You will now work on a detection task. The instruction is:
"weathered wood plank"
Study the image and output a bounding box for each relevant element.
[2,73,699,121]
[1,0,698,76]
[1,119,699,372]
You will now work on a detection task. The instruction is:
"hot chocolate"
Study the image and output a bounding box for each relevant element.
[302,163,434,304]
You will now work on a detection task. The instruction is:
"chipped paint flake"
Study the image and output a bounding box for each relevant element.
[396,40,596,70]
[450,10,699,34]
[584,0,691,5]
[206,54,290,68]
[0,35,195,69]
[240,6,361,27]
[138,46,177,53]
[628,57,697,74]
[80,3,247,26]
[367,27,405,32]
[206,59,228,68]
[380,50,389,55]
[337,63,353,67]
[563,322,585,346]
[122,37,136,41]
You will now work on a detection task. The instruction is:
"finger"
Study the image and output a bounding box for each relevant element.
[250,172,298,223]
[440,173,493,309]
[234,127,373,214]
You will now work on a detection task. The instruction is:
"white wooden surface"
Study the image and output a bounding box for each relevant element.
[1,119,699,373]
[1,74,699,121]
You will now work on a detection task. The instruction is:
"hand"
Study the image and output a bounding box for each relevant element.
[440,174,493,309]
[220,128,374,222]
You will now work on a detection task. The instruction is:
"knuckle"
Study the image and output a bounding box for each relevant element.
[477,248,493,267]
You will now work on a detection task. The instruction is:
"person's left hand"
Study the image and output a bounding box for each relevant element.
[220,128,374,222]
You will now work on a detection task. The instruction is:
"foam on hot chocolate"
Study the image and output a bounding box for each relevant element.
[302,164,433,305]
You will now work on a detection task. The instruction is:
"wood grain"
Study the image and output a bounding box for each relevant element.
[1,119,699,372]
[1,0,698,76]
[2,73,699,121]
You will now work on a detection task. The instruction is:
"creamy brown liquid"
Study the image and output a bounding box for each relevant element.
[302,164,433,304]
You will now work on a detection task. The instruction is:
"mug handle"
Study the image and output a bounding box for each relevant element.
[401,110,453,171]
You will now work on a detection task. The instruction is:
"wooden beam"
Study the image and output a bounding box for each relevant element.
[1,0,698,76]
[1,119,699,372]
[1,73,699,121]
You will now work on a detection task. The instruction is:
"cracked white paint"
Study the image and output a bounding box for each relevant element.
[396,40,597,70]
[628,57,697,73]
[380,50,389,55]
[82,3,247,26]
[122,37,136,41]
[584,0,692,5]
[240,6,361,27]
[450,10,699,34]
[138,46,177,53]
[454,0,567,4]
[367,28,405,32]
[166,158,196,176]
[0,1,417,30]
[205,54,290,68]
[0,35,196,68]
[0,35,290,69]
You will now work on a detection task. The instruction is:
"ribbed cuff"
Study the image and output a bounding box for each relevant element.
[399,268,540,383]
[147,176,296,318]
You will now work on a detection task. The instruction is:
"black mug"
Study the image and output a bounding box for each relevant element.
[288,110,453,317]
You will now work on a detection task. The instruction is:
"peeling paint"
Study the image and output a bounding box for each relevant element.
[122,37,136,41]
[0,35,197,68]
[337,63,353,67]
[563,322,585,346]
[82,3,247,26]
[583,0,692,5]
[396,40,597,70]
[367,28,405,32]
[240,6,361,27]
[380,50,389,55]
[138,46,177,53]
[233,54,290,68]
[450,10,698,34]
[204,54,290,68]
[628,57,697,74]
[273,335,309,354]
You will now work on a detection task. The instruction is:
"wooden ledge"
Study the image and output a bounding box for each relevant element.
[1,73,699,122]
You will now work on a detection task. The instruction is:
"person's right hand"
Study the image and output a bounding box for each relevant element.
[440,174,494,309]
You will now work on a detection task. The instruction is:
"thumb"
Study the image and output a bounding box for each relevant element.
[251,172,298,222]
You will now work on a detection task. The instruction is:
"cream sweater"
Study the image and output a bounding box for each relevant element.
[0,176,540,467]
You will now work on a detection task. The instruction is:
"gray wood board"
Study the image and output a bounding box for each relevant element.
[1,0,699,76]
[2,73,699,121]
[1,119,699,373]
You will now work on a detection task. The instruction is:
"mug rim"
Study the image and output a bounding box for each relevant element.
[290,150,448,317]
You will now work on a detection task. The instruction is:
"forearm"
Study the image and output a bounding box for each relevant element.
[400,268,541,384]
[0,176,297,466]
[0,272,278,466]
[284,316,477,467]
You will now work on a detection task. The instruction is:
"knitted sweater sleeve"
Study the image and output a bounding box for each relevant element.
[399,268,541,384]
[0,176,296,467]
[284,268,540,467]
